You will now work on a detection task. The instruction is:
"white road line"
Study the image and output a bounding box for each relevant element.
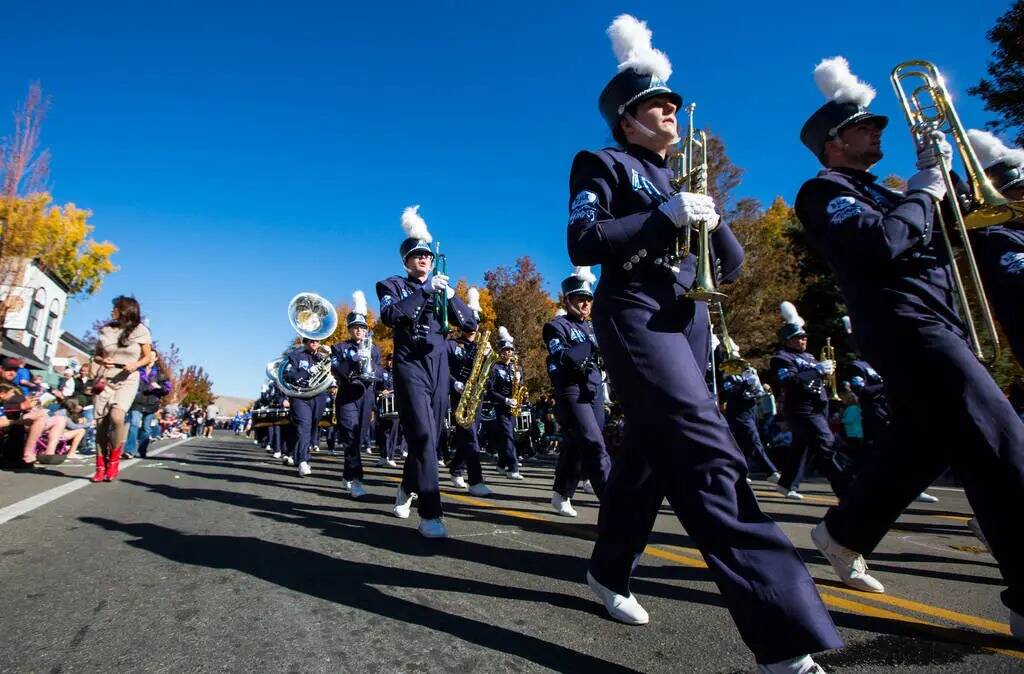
[925,486,966,493]
[0,437,192,526]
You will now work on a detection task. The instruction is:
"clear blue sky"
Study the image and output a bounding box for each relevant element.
[1,1,1011,396]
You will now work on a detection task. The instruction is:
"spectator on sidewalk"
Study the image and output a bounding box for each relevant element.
[126,355,173,458]
[204,401,219,437]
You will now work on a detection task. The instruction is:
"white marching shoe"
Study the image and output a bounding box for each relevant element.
[349,480,367,499]
[552,493,578,518]
[298,461,311,477]
[418,518,448,539]
[811,522,884,593]
[450,475,468,490]
[285,456,296,467]
[758,654,825,673]
[1011,610,1023,642]
[272,450,282,459]
[580,480,595,495]
[767,471,782,483]
[586,571,648,625]
[468,482,492,497]
[507,470,524,480]
[377,457,398,468]
[777,485,803,500]
[394,486,413,519]
[914,492,939,503]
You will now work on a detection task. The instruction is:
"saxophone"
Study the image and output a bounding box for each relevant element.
[509,353,528,416]
[454,331,498,429]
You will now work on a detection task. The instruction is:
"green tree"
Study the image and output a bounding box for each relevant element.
[484,257,557,395]
[969,1,1024,146]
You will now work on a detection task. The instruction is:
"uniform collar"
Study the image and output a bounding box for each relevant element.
[830,166,878,184]
[625,143,669,168]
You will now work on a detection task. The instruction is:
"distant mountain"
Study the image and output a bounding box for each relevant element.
[212,395,252,417]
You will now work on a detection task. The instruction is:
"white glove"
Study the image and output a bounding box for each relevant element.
[915,130,953,170]
[445,285,455,300]
[430,274,449,293]
[907,167,947,201]
[657,192,721,231]
[505,397,516,408]
[816,360,835,376]
[454,381,465,393]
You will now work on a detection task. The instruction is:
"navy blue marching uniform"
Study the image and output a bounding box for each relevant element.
[770,341,848,495]
[721,369,777,476]
[567,24,841,660]
[266,386,287,455]
[447,336,485,486]
[485,350,522,475]
[377,259,476,522]
[847,358,890,451]
[374,364,400,462]
[330,336,380,484]
[281,345,328,468]
[796,94,1024,617]
[545,299,610,500]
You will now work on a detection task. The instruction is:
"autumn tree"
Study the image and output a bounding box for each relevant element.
[969,1,1024,146]
[484,257,558,395]
[453,278,496,336]
[176,365,215,406]
[322,298,394,360]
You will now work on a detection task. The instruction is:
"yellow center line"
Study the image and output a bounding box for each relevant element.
[370,468,1018,655]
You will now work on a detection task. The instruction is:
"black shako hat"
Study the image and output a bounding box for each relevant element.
[987,159,1024,193]
[346,312,368,329]
[801,101,888,162]
[599,69,682,132]
[560,266,596,298]
[778,322,808,343]
[399,237,432,261]
[778,301,807,343]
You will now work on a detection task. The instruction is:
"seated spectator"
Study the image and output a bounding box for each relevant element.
[840,391,864,455]
[49,399,89,459]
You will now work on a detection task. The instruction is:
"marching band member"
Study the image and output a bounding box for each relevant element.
[281,337,328,477]
[566,16,841,670]
[966,129,1024,366]
[770,302,850,500]
[446,287,493,496]
[795,57,1024,637]
[545,267,610,517]
[374,353,400,468]
[268,382,288,459]
[329,291,379,499]
[720,342,779,482]
[377,205,477,538]
[486,327,523,480]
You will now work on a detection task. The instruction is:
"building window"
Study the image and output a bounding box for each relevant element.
[27,287,46,335]
[44,299,61,343]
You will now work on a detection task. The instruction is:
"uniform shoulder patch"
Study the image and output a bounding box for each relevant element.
[1001,251,1024,274]
[570,191,598,224]
[826,195,864,224]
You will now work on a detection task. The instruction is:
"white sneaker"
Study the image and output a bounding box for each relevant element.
[340,479,350,491]
[385,459,398,468]
[375,458,389,467]
[468,482,492,497]
[581,480,595,495]
[507,471,524,480]
[967,517,991,553]
[437,459,445,467]
[298,461,311,477]
[777,485,803,500]
[418,518,448,539]
[552,493,578,518]
[394,486,413,519]
[758,654,825,673]
[767,471,782,483]
[1011,610,1023,642]
[915,492,939,504]
[586,571,648,625]
[312,445,320,453]
[350,480,367,499]
[746,477,753,484]
[272,450,282,459]
[450,475,468,490]
[811,522,884,593]
[285,456,295,467]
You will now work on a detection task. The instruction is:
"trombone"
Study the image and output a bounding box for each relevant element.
[890,60,1016,363]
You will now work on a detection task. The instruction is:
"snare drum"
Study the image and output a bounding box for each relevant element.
[514,409,532,434]
[377,393,398,419]
[479,401,496,422]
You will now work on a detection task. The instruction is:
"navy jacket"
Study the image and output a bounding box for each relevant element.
[331,338,381,404]
[447,337,478,392]
[487,360,521,407]
[281,346,328,392]
[771,348,828,416]
[543,314,602,396]
[721,371,761,417]
[848,358,889,431]
[376,275,477,364]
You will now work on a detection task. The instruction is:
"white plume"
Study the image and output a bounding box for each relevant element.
[607,14,673,82]
[352,290,367,316]
[967,129,1024,169]
[780,301,805,328]
[498,326,514,344]
[573,266,597,284]
[555,308,567,317]
[813,56,876,107]
[841,315,852,334]
[467,286,481,312]
[400,205,432,243]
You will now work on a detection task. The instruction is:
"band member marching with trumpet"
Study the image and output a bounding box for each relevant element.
[486,327,524,480]
[567,16,842,671]
[966,129,1024,367]
[377,206,477,538]
[329,291,380,499]
[795,57,1024,638]
[770,301,850,500]
[545,266,611,517]
[446,287,493,496]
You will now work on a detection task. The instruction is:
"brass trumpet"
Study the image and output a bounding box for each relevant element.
[890,60,1013,363]
[820,338,840,403]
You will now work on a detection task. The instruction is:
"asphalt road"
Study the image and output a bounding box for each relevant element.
[0,432,1021,673]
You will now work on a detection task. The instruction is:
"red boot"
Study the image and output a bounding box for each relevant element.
[90,452,107,483]
[104,445,123,482]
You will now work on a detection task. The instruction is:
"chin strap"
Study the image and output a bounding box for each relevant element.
[624,113,681,145]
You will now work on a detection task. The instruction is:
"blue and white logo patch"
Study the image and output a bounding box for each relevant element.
[570,191,598,225]
[572,191,597,210]
[826,196,864,224]
[299,359,310,370]
[548,337,564,354]
[381,295,394,308]
[1001,251,1024,274]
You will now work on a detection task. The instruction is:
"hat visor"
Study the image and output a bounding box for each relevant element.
[836,110,888,135]
[565,288,594,299]
[623,87,682,114]
[402,244,434,261]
